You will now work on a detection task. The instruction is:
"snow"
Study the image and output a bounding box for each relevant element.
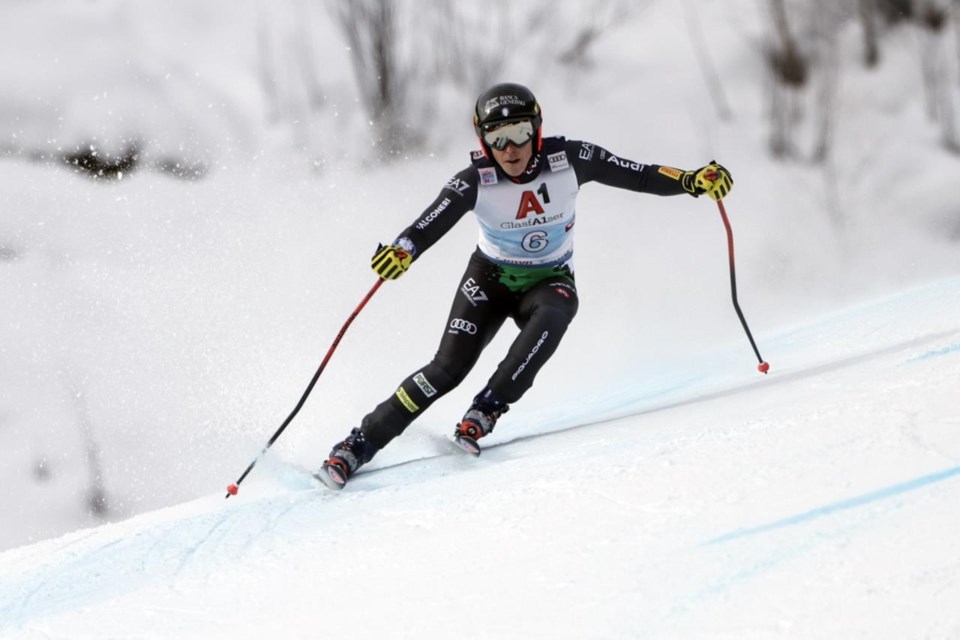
[2,1,960,638]
[2,276,959,639]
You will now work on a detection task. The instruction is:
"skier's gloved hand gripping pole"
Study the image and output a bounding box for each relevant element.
[224,245,412,497]
[683,162,770,374]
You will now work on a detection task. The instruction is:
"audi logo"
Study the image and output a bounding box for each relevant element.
[449,318,478,334]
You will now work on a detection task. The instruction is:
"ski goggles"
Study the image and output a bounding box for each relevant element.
[482,119,535,150]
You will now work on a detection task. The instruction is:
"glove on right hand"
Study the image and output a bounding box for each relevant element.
[371,243,412,280]
[681,162,733,201]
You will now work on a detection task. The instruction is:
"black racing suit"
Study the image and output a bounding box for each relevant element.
[358,137,690,452]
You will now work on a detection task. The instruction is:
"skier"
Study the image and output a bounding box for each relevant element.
[319,82,733,488]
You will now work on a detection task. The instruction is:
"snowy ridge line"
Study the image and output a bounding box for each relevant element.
[702,464,960,546]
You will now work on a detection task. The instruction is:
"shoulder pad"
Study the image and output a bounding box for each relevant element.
[542,137,570,172]
[540,136,567,153]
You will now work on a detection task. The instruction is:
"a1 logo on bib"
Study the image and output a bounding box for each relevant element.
[516,190,545,219]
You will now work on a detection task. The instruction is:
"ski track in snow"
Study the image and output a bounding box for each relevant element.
[1,276,959,638]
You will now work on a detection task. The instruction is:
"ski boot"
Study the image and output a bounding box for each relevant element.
[317,428,375,490]
[453,391,509,456]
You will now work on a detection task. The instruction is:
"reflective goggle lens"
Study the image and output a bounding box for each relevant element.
[482,120,534,150]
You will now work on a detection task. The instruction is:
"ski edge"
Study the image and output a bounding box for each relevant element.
[314,463,348,491]
[452,433,482,457]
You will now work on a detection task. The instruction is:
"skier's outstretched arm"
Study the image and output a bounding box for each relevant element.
[565,139,733,200]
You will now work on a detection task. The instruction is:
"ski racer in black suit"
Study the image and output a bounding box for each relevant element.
[319,82,733,488]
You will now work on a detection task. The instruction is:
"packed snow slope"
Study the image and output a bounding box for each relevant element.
[2,1,960,636]
[1,275,959,639]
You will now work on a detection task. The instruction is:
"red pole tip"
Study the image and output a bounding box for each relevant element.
[758,362,770,374]
[227,484,239,496]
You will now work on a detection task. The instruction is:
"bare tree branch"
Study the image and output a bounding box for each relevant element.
[683,0,733,120]
[812,0,840,164]
[767,0,808,88]
[764,0,808,158]
[859,0,881,67]
[333,0,412,158]
[917,1,959,151]
[953,0,960,85]
[557,0,641,68]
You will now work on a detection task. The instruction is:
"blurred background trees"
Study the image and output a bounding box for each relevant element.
[322,0,960,162]
[6,0,953,170]
[761,0,959,160]
[245,0,960,172]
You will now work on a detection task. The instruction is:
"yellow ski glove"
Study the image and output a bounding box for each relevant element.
[681,162,734,201]
[371,243,413,280]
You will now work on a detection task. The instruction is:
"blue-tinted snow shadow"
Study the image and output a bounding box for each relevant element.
[906,342,960,363]
[659,464,960,628]
[0,489,326,631]
[702,464,960,546]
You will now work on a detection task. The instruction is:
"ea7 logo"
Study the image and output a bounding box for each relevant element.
[460,277,489,307]
[444,177,471,195]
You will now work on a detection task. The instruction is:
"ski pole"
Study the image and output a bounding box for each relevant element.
[225,278,385,498]
[715,199,770,374]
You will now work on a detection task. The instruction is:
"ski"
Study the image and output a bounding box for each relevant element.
[452,432,482,457]
[314,462,348,491]
[313,428,482,491]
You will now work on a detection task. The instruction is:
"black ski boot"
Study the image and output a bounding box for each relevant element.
[317,428,375,490]
[453,390,509,456]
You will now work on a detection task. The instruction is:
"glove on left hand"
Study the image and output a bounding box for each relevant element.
[371,243,413,280]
